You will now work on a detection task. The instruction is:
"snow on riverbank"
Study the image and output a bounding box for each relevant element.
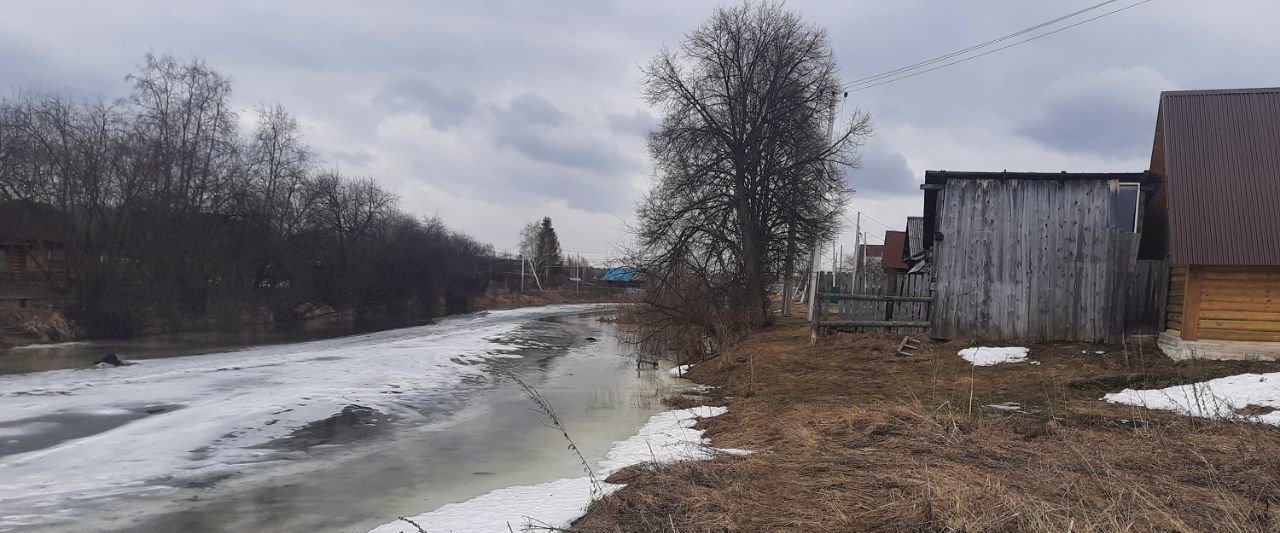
[369,405,748,533]
[668,364,692,377]
[0,305,607,519]
[958,347,1031,366]
[1103,372,1280,425]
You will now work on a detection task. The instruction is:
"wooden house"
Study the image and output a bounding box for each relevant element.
[1143,88,1280,359]
[0,200,67,275]
[921,170,1165,343]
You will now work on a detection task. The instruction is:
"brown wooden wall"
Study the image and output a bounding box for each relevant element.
[1173,266,1280,342]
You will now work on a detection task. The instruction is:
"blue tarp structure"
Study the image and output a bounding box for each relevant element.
[599,266,639,282]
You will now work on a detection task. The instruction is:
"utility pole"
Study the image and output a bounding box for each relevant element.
[520,256,525,292]
[808,89,842,320]
[852,212,862,293]
[806,236,821,321]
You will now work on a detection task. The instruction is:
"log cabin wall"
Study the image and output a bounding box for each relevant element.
[1166,265,1187,332]
[1179,266,1280,342]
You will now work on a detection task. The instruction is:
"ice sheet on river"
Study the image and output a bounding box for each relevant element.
[0,304,606,525]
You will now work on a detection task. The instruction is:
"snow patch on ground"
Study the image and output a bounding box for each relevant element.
[668,364,692,377]
[958,347,1031,366]
[1103,372,1280,425]
[368,405,747,533]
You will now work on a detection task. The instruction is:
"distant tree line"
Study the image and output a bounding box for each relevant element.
[0,53,491,336]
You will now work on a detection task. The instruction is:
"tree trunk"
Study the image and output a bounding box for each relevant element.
[781,224,796,317]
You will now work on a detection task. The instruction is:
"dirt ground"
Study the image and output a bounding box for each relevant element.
[574,317,1280,532]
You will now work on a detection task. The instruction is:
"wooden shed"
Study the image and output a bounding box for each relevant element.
[922,171,1164,343]
[1143,88,1280,360]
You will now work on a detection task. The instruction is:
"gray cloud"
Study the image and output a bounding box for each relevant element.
[490,92,635,185]
[1016,67,1176,157]
[846,141,918,196]
[375,77,479,130]
[499,92,569,127]
[607,109,657,137]
[494,129,628,175]
[1,0,1276,253]
[331,148,375,167]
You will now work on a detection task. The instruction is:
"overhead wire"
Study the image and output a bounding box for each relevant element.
[843,0,1154,92]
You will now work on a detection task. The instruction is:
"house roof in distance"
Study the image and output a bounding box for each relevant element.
[883,230,908,270]
[1156,87,1280,265]
[599,266,639,282]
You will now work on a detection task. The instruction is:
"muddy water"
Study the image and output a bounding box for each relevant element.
[11,309,680,533]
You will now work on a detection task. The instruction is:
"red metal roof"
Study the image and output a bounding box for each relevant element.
[1157,87,1280,265]
[882,230,908,270]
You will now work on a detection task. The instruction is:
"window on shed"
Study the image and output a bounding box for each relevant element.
[1113,183,1141,232]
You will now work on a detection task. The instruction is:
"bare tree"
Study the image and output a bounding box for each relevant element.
[636,1,872,338]
[0,53,493,337]
[518,216,562,285]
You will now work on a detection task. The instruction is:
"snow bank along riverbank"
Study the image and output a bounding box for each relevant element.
[0,304,609,530]
[369,405,749,533]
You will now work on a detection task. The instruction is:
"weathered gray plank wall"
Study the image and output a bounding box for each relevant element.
[1123,259,1169,335]
[930,178,1153,343]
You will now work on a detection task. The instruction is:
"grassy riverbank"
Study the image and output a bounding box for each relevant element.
[574,316,1280,532]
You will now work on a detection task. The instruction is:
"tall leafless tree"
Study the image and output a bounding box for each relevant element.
[636,1,872,340]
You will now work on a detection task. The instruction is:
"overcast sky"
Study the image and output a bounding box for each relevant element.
[3,0,1277,263]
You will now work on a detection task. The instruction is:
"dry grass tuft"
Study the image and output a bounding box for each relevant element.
[575,318,1280,532]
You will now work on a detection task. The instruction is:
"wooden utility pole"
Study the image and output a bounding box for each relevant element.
[807,237,822,321]
[849,213,861,292]
[520,257,525,292]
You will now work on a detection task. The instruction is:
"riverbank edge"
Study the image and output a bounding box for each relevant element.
[0,289,625,351]
[568,316,1280,532]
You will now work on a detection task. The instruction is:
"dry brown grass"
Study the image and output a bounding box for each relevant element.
[574,317,1280,532]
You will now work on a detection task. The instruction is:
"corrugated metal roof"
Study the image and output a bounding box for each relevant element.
[600,266,639,282]
[1159,87,1280,265]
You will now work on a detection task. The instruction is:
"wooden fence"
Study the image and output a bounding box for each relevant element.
[814,272,933,336]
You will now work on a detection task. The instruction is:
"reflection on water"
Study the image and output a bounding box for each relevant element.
[21,310,678,533]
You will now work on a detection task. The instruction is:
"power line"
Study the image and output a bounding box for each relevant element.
[843,210,901,232]
[844,0,1154,92]
[845,0,1121,89]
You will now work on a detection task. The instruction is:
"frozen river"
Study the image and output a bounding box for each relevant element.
[0,304,679,532]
